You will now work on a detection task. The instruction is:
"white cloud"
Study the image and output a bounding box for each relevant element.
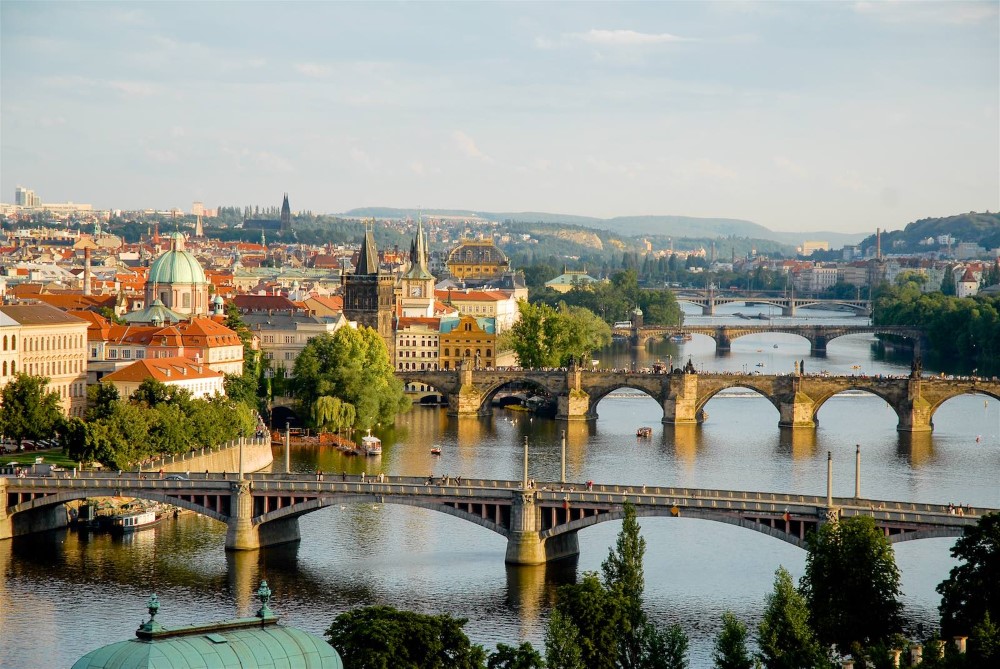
[452,130,492,162]
[576,29,691,46]
[145,148,178,164]
[108,80,159,97]
[351,148,377,172]
[772,156,807,179]
[295,62,332,78]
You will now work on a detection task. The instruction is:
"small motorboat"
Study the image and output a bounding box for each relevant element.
[430,447,442,456]
[636,427,653,438]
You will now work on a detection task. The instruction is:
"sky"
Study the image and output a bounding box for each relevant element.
[1,1,998,233]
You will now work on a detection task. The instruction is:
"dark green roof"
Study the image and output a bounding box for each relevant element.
[72,618,343,669]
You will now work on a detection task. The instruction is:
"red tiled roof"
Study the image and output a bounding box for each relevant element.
[102,357,223,384]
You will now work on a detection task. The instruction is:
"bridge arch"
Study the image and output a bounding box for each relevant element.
[395,374,452,404]
[539,506,806,548]
[925,389,1000,428]
[585,382,662,409]
[695,383,781,417]
[479,378,559,410]
[8,488,230,525]
[254,495,511,538]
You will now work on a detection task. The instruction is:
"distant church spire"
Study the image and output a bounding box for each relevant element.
[355,219,380,275]
[280,193,291,231]
[410,216,429,271]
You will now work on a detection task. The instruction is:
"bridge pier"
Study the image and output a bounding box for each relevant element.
[810,335,828,356]
[662,373,703,425]
[782,304,796,317]
[556,366,593,421]
[505,491,580,565]
[225,481,301,551]
[715,327,731,353]
[447,363,489,417]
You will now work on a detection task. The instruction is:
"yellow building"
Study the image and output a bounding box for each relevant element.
[438,315,496,370]
[445,239,510,282]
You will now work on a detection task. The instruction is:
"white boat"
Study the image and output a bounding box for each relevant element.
[110,509,159,534]
[362,430,382,456]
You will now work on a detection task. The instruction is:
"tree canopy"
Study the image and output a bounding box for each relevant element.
[0,374,63,446]
[937,512,1000,638]
[501,300,612,368]
[800,515,903,654]
[292,326,409,430]
[756,566,829,669]
[324,605,487,669]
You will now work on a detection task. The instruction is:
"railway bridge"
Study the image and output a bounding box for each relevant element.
[396,366,999,431]
[2,471,991,564]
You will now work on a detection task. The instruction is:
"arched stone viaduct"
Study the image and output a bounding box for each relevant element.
[3,473,991,565]
[612,324,924,355]
[671,292,871,317]
[396,366,1000,432]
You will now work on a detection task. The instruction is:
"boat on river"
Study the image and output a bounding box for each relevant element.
[109,509,160,534]
[669,333,692,343]
[430,446,442,455]
[362,430,382,456]
[636,427,653,438]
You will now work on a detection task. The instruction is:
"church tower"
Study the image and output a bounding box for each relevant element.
[342,220,396,357]
[399,218,436,317]
[280,193,291,231]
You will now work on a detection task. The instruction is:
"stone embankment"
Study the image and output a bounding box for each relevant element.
[140,438,273,475]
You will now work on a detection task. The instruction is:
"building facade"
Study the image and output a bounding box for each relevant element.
[445,239,510,283]
[438,315,496,371]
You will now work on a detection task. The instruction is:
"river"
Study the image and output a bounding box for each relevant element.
[1,306,998,668]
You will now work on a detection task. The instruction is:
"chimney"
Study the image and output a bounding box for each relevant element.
[876,228,882,260]
[83,247,92,296]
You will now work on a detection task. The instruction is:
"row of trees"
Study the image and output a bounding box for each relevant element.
[323,508,1000,668]
[873,278,1000,365]
[499,301,613,369]
[60,379,257,469]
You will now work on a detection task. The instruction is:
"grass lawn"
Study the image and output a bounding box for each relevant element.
[2,448,82,468]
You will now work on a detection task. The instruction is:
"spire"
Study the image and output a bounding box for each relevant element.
[280,193,291,230]
[355,219,379,275]
[412,217,429,271]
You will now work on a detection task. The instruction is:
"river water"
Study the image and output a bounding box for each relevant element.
[1,306,998,668]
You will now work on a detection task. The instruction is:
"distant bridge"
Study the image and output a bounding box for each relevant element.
[611,324,925,354]
[396,367,998,431]
[671,289,871,317]
[2,472,991,564]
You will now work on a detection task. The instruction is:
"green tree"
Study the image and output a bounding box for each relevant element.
[801,516,903,652]
[602,501,648,669]
[937,512,1000,637]
[644,624,688,669]
[293,326,409,429]
[86,383,120,421]
[713,612,754,669]
[553,573,622,669]
[488,642,544,669]
[131,377,171,407]
[324,605,487,669]
[0,374,62,446]
[969,611,1000,667]
[545,608,585,669]
[505,300,555,368]
[757,567,828,669]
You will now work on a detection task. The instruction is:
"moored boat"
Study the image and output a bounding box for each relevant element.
[362,430,382,456]
[109,509,159,534]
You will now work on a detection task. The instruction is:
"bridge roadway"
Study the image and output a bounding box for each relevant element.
[2,472,990,564]
[611,323,924,354]
[670,291,871,317]
[397,367,1000,431]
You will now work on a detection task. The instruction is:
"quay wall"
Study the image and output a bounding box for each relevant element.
[140,438,273,475]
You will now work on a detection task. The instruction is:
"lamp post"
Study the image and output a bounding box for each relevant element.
[560,430,566,484]
[522,436,529,489]
[284,421,291,475]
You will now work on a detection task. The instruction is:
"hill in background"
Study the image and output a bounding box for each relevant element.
[341,207,869,248]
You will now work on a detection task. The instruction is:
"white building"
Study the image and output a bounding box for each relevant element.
[101,357,226,400]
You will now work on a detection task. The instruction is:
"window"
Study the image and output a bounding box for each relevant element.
[109,350,118,359]
[136,350,145,359]
[91,347,98,358]
[183,293,191,308]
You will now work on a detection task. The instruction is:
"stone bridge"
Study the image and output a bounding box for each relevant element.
[612,324,924,355]
[395,367,1000,432]
[2,472,990,564]
[671,290,871,317]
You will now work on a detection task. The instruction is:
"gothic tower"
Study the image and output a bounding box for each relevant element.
[399,218,436,317]
[342,220,395,357]
[280,193,291,231]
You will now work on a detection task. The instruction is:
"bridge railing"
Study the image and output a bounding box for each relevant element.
[6,475,991,524]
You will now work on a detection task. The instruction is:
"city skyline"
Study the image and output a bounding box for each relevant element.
[1,1,997,233]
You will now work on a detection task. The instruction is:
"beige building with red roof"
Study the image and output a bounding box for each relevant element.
[435,288,519,333]
[101,357,225,400]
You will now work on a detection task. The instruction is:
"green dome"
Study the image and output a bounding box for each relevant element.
[149,233,207,286]
[71,622,344,669]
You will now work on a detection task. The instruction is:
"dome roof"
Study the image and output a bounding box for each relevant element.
[148,233,207,286]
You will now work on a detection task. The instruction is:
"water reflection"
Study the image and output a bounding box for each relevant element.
[897,431,936,468]
[663,424,701,466]
[504,558,578,637]
[778,427,818,460]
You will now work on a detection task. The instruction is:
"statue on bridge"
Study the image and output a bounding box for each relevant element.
[910,355,922,379]
[684,358,696,374]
